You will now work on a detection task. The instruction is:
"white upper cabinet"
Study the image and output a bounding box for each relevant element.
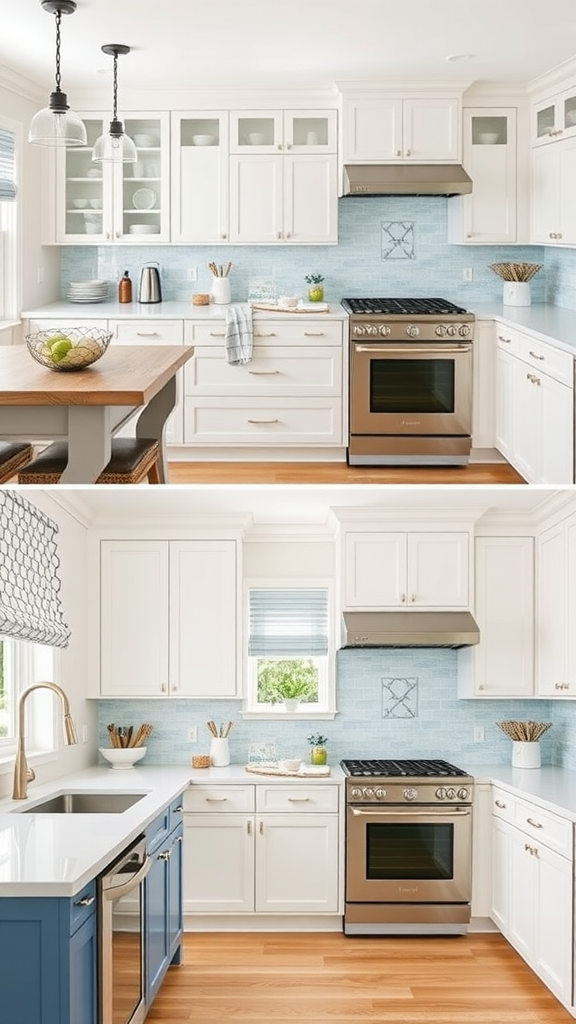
[531,137,576,245]
[448,109,519,244]
[54,113,170,244]
[171,112,229,243]
[229,110,337,154]
[532,84,576,146]
[342,530,470,609]
[342,94,461,162]
[536,512,576,699]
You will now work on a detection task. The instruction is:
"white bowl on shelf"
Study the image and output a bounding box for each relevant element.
[247,132,266,145]
[99,746,147,769]
[72,198,88,209]
[477,132,500,144]
[129,223,160,234]
[192,134,216,146]
[566,110,576,126]
[134,134,158,147]
[89,198,102,209]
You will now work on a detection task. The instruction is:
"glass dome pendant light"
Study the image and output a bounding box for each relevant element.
[92,45,137,163]
[29,0,87,147]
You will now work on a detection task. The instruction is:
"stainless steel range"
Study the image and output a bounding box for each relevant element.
[342,297,475,466]
[341,757,474,936]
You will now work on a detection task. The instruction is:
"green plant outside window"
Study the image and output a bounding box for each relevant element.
[257,657,319,704]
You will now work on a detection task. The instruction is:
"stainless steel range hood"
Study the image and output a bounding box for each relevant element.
[341,611,480,649]
[343,164,473,197]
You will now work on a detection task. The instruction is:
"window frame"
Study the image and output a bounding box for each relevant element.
[241,577,338,721]
[0,637,59,773]
[0,114,20,325]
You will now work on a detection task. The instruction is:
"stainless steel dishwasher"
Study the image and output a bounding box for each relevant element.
[98,835,152,1024]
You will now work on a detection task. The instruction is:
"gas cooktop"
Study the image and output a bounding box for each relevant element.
[341,297,471,316]
[340,758,469,778]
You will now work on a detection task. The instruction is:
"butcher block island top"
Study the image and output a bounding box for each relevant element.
[0,344,192,405]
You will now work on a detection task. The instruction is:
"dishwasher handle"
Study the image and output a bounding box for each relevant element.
[100,837,152,901]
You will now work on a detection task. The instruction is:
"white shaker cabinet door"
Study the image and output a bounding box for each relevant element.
[183,815,254,913]
[100,541,170,696]
[255,814,339,913]
[229,155,283,243]
[343,532,407,607]
[169,540,238,698]
[406,533,469,607]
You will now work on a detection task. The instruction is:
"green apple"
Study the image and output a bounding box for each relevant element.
[50,338,73,362]
[45,334,70,350]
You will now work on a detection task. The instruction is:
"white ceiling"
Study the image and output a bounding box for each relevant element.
[49,486,564,526]
[2,0,576,97]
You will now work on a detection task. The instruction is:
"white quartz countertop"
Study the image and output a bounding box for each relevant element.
[465,764,576,820]
[472,302,576,356]
[0,765,192,897]
[21,300,348,322]
[189,763,345,784]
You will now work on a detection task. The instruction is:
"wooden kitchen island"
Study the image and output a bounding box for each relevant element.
[0,345,193,484]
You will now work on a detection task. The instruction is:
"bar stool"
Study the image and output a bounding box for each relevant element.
[18,437,161,485]
[0,442,34,483]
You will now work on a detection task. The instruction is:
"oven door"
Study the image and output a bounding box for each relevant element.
[350,342,472,436]
[346,804,472,904]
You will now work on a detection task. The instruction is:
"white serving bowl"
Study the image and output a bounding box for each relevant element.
[192,134,216,146]
[477,132,499,144]
[247,132,266,145]
[89,198,102,209]
[99,746,147,770]
[129,223,160,234]
[72,198,88,209]
[279,758,302,772]
[134,134,158,147]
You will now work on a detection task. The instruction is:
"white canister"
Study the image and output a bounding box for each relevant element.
[503,281,531,307]
[210,737,230,767]
[211,277,231,304]
[511,741,541,769]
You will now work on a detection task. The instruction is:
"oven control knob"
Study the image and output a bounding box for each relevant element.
[457,787,470,801]
[403,787,418,801]
[362,787,374,799]
[366,325,379,335]
[435,325,447,337]
[435,787,446,800]
[459,324,471,337]
[378,325,391,337]
[405,325,420,338]
[350,788,364,800]
[353,324,366,336]
[445,787,456,800]
[446,325,458,337]
[374,788,387,800]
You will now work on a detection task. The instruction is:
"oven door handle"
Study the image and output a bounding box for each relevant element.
[350,806,471,817]
[101,854,152,901]
[353,344,472,355]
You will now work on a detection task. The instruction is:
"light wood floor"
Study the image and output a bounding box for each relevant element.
[168,461,526,485]
[147,932,572,1023]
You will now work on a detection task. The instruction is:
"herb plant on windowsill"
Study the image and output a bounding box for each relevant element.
[257,658,318,712]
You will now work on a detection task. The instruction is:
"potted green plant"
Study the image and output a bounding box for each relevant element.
[257,658,317,711]
[307,732,328,765]
[305,273,325,303]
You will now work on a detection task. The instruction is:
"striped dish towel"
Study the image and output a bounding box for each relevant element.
[224,303,253,365]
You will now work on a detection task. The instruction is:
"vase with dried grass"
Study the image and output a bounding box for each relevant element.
[489,262,543,308]
[496,719,552,768]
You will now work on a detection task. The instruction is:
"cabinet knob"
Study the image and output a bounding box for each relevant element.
[277,231,282,239]
[220,233,227,239]
[173,806,184,813]
[396,150,402,157]
[410,594,416,603]
[247,820,252,835]
[277,144,283,150]
[405,149,411,157]
[286,142,292,149]
[400,593,406,603]
[259,821,264,835]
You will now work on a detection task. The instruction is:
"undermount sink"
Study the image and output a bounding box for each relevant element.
[19,792,147,814]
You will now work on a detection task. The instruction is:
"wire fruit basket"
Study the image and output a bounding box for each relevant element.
[25,327,112,371]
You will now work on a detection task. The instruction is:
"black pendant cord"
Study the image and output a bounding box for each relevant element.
[112,51,119,122]
[54,8,62,93]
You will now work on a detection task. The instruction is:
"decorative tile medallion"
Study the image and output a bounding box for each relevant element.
[381,221,416,259]
[381,677,418,718]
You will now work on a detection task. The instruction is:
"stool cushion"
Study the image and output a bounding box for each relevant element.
[18,438,160,485]
[0,442,34,483]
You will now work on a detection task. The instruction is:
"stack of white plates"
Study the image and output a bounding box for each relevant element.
[68,280,109,303]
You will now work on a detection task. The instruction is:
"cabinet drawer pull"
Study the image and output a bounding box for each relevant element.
[526,817,543,829]
[248,369,280,375]
[498,335,512,344]
[554,682,570,690]
[495,800,506,809]
[136,331,160,337]
[247,820,252,835]
[209,332,226,338]
[528,350,545,361]
[173,806,184,813]
[259,821,264,835]
[287,797,310,802]
[75,895,95,907]
[176,835,183,843]
[254,333,277,338]
[304,332,324,337]
[527,373,541,386]
[158,849,172,861]
[247,418,279,424]
[205,796,228,802]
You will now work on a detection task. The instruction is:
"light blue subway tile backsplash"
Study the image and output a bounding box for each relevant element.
[60,195,576,308]
[98,648,576,772]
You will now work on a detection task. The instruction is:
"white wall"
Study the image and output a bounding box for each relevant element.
[0,489,97,800]
[0,68,61,317]
[244,535,335,579]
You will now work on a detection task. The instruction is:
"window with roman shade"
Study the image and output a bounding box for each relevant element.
[249,587,329,657]
[0,128,17,202]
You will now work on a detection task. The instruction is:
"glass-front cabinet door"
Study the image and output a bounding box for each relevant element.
[55,112,170,243]
[533,87,576,145]
[171,112,229,243]
[229,110,336,154]
[283,110,337,152]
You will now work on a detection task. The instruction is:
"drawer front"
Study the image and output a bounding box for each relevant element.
[256,784,340,813]
[184,785,255,813]
[169,793,185,830]
[26,318,108,333]
[185,346,342,396]
[513,797,573,857]
[183,397,343,445]
[517,334,573,386]
[146,806,172,852]
[69,879,97,933]
[110,319,184,344]
[185,319,344,347]
[495,326,520,354]
[492,787,515,822]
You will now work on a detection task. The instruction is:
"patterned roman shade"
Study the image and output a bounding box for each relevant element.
[0,490,71,647]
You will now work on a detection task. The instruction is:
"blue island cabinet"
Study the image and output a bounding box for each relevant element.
[145,795,184,1006]
[0,878,97,1024]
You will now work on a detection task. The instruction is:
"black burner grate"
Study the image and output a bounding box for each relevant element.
[341,297,470,316]
[340,758,468,778]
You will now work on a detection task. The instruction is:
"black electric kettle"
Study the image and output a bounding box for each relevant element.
[138,262,162,304]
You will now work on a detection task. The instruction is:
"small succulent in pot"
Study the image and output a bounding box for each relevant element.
[305,273,325,302]
[307,732,328,765]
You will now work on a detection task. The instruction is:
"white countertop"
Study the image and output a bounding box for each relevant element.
[21,300,348,322]
[465,763,576,820]
[189,763,345,784]
[473,302,576,356]
[0,765,191,897]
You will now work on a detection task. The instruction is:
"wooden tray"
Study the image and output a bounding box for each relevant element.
[250,302,330,313]
[245,763,331,778]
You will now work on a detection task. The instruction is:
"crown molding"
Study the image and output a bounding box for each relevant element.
[528,55,576,98]
[0,63,44,104]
